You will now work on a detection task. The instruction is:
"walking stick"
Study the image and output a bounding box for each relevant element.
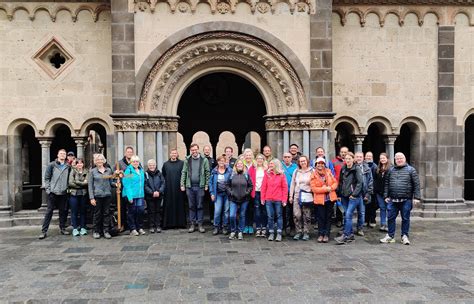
[116,162,123,232]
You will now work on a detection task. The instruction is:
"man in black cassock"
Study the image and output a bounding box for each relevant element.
[161,149,186,229]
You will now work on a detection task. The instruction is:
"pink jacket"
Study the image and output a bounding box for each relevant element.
[261,171,288,203]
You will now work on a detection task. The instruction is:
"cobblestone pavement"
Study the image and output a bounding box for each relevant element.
[0,219,473,303]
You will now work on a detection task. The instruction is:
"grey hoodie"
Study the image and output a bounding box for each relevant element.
[44,160,70,195]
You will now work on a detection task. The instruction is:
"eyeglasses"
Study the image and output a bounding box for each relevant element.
[283,156,291,158]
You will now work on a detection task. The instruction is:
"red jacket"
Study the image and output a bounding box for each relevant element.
[248,165,256,198]
[331,156,345,182]
[261,171,288,203]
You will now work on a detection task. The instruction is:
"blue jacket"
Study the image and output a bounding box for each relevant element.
[281,161,298,190]
[209,165,233,197]
[122,164,145,201]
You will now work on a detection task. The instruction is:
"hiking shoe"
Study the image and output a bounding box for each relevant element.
[79,228,88,236]
[293,233,302,240]
[401,235,410,245]
[243,226,249,234]
[255,229,262,237]
[38,233,47,240]
[369,223,376,228]
[356,229,364,236]
[150,228,156,234]
[72,229,80,237]
[222,228,229,235]
[93,232,101,239]
[212,228,219,235]
[275,233,282,242]
[302,233,310,241]
[60,229,70,235]
[334,234,351,245]
[238,232,243,240]
[380,234,395,244]
[379,225,388,232]
[188,224,195,233]
[104,232,112,239]
[248,226,254,234]
[261,229,266,237]
[229,232,236,240]
[130,230,139,236]
[317,235,324,243]
[198,225,205,233]
[322,235,329,243]
[337,229,344,236]
[268,233,274,241]
[156,227,161,233]
[138,229,146,235]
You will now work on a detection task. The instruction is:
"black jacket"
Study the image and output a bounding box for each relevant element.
[337,164,363,198]
[145,169,166,199]
[205,155,217,170]
[374,166,391,194]
[226,172,253,203]
[384,164,421,200]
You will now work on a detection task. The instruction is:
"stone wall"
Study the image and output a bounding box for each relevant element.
[0,7,114,135]
[332,12,438,133]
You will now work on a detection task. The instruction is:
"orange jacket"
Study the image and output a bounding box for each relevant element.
[310,168,338,205]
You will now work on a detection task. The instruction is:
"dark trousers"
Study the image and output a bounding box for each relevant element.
[365,194,378,224]
[316,201,334,237]
[41,193,68,233]
[128,198,145,231]
[93,196,111,234]
[120,195,129,230]
[245,196,254,227]
[148,197,162,229]
[186,187,204,224]
[69,194,87,229]
[204,189,214,223]
[283,193,295,230]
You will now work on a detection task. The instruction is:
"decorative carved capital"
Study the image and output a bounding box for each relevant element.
[265,118,332,130]
[113,119,178,132]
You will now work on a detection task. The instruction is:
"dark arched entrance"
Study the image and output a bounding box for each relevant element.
[363,124,386,163]
[465,115,474,200]
[334,122,355,155]
[50,124,76,161]
[20,126,42,210]
[178,72,266,154]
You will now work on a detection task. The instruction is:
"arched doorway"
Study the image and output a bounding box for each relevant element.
[334,122,355,154]
[363,123,386,163]
[20,126,42,210]
[177,72,266,155]
[50,124,76,161]
[465,115,474,200]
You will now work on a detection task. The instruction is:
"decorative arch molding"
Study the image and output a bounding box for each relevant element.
[138,30,309,116]
[331,116,361,134]
[0,2,110,22]
[79,118,114,137]
[6,119,39,137]
[332,5,474,27]
[364,116,394,135]
[396,116,427,134]
[43,118,76,137]
[129,0,315,15]
[462,108,474,126]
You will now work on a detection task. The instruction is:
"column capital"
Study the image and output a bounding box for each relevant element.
[37,138,53,147]
[384,135,397,145]
[353,135,365,144]
[73,137,88,146]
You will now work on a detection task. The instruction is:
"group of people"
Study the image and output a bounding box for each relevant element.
[38,142,421,245]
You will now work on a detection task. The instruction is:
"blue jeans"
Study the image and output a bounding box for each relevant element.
[387,199,412,238]
[127,198,145,231]
[214,193,230,229]
[186,187,204,225]
[254,192,267,230]
[341,196,363,236]
[69,195,87,229]
[265,201,283,233]
[229,201,248,233]
[356,197,365,230]
[376,194,387,226]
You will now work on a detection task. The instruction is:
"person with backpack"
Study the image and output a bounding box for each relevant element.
[354,151,374,236]
[248,154,268,237]
[145,159,165,234]
[261,159,288,242]
[374,153,391,232]
[331,146,348,228]
[310,158,338,243]
[122,155,146,236]
[334,152,364,245]
[209,155,233,235]
[281,153,297,235]
[364,151,378,228]
[68,158,89,237]
[380,152,421,245]
[289,155,313,241]
[39,149,71,240]
[226,159,253,240]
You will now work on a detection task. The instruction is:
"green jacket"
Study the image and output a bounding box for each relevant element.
[180,155,210,189]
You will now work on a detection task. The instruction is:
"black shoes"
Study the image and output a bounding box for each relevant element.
[38,232,47,240]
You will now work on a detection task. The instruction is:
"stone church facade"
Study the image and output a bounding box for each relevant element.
[0,0,473,225]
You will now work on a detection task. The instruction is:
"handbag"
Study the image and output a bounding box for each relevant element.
[298,189,314,207]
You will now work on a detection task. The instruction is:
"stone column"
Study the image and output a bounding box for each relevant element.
[137,131,144,162]
[117,131,124,160]
[354,136,364,153]
[38,139,52,188]
[283,131,289,154]
[156,131,164,169]
[73,137,87,159]
[302,130,310,157]
[385,136,396,161]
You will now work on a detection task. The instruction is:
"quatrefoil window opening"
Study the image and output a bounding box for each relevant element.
[32,37,75,79]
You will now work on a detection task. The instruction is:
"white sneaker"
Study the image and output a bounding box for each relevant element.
[238,232,243,240]
[138,229,146,235]
[130,229,139,236]
[380,234,395,244]
[228,232,236,240]
[401,235,410,245]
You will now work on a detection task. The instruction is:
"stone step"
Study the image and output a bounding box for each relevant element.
[0,219,13,228]
[12,210,43,218]
[421,203,470,211]
[418,210,472,218]
[12,217,48,226]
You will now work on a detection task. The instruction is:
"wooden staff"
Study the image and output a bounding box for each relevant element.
[116,162,123,232]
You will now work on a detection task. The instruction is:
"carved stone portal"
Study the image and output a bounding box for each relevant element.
[139,32,308,116]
